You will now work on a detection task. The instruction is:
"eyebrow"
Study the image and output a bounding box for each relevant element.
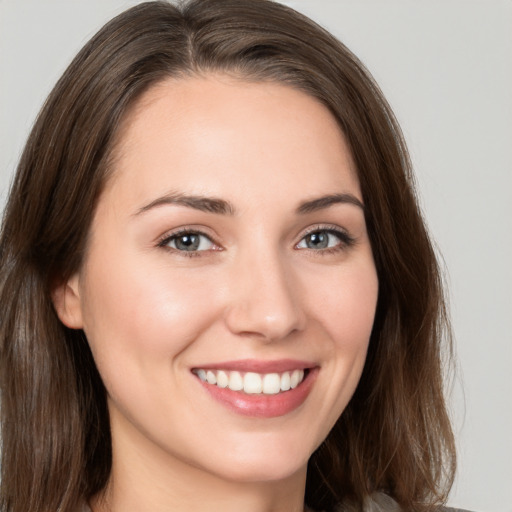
[135,191,364,217]
[296,193,364,214]
[135,192,235,216]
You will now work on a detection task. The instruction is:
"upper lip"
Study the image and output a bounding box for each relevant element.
[191,358,316,373]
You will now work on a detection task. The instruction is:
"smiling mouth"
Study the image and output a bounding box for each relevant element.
[192,368,308,395]
[191,362,318,417]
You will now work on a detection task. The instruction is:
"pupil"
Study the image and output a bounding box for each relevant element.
[176,234,200,251]
[307,232,328,249]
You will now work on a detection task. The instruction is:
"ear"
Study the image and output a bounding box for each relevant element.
[51,273,84,329]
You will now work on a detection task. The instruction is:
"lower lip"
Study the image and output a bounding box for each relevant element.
[194,368,319,418]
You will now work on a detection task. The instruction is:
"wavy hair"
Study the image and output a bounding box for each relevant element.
[0,1,455,511]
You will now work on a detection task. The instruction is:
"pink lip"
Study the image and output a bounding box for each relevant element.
[191,358,315,373]
[192,363,319,418]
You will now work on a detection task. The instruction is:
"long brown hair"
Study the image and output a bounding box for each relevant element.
[0,1,455,511]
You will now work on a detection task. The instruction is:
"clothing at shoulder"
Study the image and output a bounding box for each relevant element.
[332,492,402,512]
[331,492,473,512]
[79,494,473,512]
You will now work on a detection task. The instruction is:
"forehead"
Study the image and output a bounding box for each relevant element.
[105,74,361,209]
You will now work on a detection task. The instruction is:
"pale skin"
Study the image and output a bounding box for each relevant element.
[53,75,379,512]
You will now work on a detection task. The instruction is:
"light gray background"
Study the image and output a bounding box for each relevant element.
[1,1,511,511]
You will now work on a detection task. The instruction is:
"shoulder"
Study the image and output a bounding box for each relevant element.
[330,493,402,511]
[359,492,402,512]
[333,493,474,512]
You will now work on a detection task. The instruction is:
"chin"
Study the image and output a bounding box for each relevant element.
[196,434,313,484]
[213,457,308,484]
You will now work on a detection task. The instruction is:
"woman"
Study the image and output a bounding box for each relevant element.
[0,1,458,511]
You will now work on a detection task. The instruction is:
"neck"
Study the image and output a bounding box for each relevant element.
[91,409,308,512]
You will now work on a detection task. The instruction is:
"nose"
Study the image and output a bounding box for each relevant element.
[224,249,306,342]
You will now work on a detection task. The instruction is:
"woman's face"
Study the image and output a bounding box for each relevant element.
[59,75,378,485]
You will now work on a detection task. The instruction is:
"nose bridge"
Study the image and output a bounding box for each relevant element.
[224,243,305,341]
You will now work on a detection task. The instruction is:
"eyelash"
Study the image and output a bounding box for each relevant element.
[157,228,218,258]
[298,225,356,255]
[157,224,356,258]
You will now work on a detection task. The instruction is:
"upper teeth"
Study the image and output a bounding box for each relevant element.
[193,369,306,395]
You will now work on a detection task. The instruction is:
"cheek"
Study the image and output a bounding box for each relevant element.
[312,262,378,350]
[79,251,223,380]
[288,258,378,445]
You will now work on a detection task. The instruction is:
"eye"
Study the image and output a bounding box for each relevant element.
[160,231,215,252]
[296,228,353,251]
